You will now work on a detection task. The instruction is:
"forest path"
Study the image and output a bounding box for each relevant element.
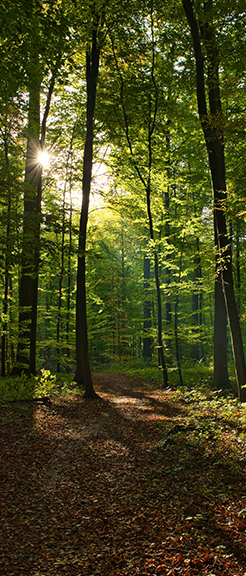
[1,373,246,576]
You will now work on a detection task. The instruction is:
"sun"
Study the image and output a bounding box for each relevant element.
[38,150,50,168]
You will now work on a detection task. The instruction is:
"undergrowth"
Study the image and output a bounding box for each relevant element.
[0,358,237,402]
[0,369,57,402]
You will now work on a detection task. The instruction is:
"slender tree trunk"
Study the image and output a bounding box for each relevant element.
[75,24,99,398]
[165,122,172,328]
[143,254,152,359]
[173,227,186,387]
[146,181,169,386]
[236,221,241,314]
[57,134,75,372]
[213,225,230,388]
[1,131,12,376]
[183,0,246,399]
[174,294,184,386]
[57,187,66,373]
[191,237,204,361]
[65,179,73,371]
[111,18,169,385]
[8,277,15,370]
[120,226,126,357]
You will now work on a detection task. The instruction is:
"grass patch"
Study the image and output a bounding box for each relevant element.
[94,358,217,390]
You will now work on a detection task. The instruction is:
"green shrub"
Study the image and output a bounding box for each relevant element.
[0,369,56,402]
[35,369,56,396]
[0,372,35,401]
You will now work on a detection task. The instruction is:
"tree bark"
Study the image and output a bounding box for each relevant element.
[213,224,230,388]
[13,58,58,376]
[143,255,152,359]
[75,23,100,398]
[165,122,172,328]
[183,0,246,399]
[146,182,169,386]
[191,237,204,361]
[65,167,73,371]
[14,71,41,375]
[1,131,12,376]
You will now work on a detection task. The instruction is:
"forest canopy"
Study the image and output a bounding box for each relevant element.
[1,0,246,398]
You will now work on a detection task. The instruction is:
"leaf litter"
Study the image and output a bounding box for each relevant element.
[1,372,246,575]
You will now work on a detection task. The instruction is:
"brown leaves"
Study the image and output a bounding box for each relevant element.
[1,374,246,575]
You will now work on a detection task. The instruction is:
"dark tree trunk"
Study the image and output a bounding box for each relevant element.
[1,131,12,376]
[75,23,99,398]
[191,237,204,361]
[236,222,241,314]
[29,63,58,376]
[65,179,73,371]
[8,277,15,370]
[143,255,152,359]
[173,227,186,387]
[183,0,246,399]
[213,225,230,388]
[165,188,172,327]
[165,122,172,328]
[146,181,169,386]
[120,226,126,358]
[13,60,58,376]
[174,294,184,387]
[14,74,41,375]
[57,187,66,373]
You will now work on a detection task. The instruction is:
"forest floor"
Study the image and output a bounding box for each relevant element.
[1,373,246,576]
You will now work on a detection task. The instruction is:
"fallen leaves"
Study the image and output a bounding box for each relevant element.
[1,374,246,575]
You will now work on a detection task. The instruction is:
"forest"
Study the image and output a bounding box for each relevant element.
[0,0,246,399]
[1,1,246,575]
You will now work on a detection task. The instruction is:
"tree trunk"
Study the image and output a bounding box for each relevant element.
[173,227,186,387]
[174,293,184,386]
[213,226,230,388]
[165,122,172,328]
[235,222,241,314]
[191,237,204,361]
[13,59,58,376]
[75,24,100,398]
[57,186,66,373]
[183,0,246,399]
[1,131,12,376]
[65,177,73,371]
[146,183,169,386]
[111,18,169,385]
[143,254,152,359]
[14,72,41,375]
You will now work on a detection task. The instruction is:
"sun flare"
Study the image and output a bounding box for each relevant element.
[38,150,50,168]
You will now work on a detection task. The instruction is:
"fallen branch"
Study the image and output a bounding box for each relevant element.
[4,396,52,406]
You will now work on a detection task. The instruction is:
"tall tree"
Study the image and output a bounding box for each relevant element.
[75,12,100,397]
[109,12,169,386]
[14,56,60,375]
[182,0,246,399]
[9,0,73,375]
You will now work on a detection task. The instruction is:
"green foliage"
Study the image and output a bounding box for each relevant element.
[0,372,35,401]
[0,369,56,401]
[1,0,246,390]
[35,369,56,396]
